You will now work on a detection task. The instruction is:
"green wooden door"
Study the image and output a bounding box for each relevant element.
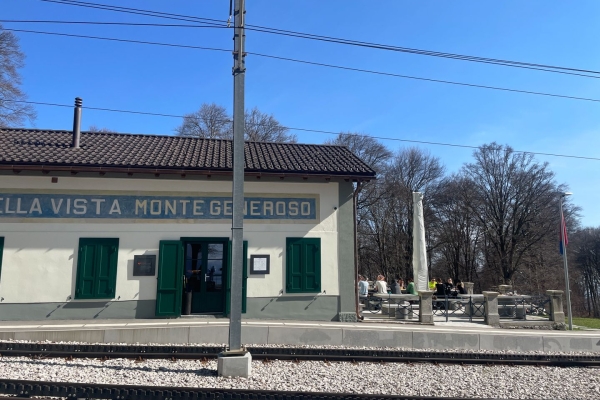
[286,238,321,293]
[75,238,119,299]
[156,240,184,317]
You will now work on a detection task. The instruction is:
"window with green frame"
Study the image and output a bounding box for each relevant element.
[75,238,119,300]
[286,237,321,293]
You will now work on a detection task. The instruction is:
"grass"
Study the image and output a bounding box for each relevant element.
[571,317,600,329]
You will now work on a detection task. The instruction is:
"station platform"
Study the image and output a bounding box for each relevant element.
[0,317,598,354]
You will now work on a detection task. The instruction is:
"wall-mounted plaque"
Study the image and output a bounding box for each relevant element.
[133,255,156,276]
[250,255,270,275]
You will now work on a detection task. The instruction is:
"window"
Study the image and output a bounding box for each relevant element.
[286,238,321,293]
[75,238,119,300]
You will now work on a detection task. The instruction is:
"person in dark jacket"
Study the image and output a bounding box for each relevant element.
[456,280,467,295]
[391,279,401,294]
[435,278,446,296]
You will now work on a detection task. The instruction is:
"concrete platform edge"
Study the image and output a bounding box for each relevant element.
[0,322,598,353]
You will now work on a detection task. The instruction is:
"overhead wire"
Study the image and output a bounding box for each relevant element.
[36,0,600,78]
[5,27,600,104]
[5,99,600,162]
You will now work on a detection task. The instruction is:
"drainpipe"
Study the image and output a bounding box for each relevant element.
[354,181,363,321]
[72,97,82,148]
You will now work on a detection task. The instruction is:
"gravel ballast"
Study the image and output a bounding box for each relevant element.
[0,356,598,399]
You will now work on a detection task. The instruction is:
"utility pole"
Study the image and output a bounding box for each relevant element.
[559,192,573,330]
[229,0,246,352]
[218,0,250,377]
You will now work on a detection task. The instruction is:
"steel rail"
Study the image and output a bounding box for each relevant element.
[0,378,499,400]
[0,342,598,367]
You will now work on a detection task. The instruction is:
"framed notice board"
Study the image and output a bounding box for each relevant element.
[250,255,270,275]
[133,255,157,276]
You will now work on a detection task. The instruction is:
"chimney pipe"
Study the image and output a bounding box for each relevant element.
[72,97,82,148]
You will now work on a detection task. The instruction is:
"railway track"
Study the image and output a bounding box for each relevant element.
[0,379,501,400]
[0,342,599,367]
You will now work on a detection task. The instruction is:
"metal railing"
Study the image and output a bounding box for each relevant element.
[432,295,485,322]
[360,293,420,321]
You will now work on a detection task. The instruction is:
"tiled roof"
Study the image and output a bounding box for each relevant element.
[0,129,376,179]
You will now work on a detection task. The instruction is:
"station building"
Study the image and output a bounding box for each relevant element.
[0,128,375,322]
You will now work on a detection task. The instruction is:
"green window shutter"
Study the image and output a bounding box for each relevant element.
[286,238,321,293]
[242,240,248,313]
[75,238,119,300]
[225,240,248,316]
[155,240,184,317]
[303,238,321,292]
[0,237,4,283]
[224,240,232,316]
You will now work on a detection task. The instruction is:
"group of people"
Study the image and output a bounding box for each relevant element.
[429,277,467,297]
[357,275,467,297]
[357,275,418,296]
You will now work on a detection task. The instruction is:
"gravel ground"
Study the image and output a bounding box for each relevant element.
[0,356,598,399]
[1,339,599,356]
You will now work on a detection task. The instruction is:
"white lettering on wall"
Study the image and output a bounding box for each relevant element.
[275,201,285,215]
[179,200,189,215]
[301,202,311,216]
[250,201,260,216]
[51,199,63,214]
[91,199,105,215]
[165,200,176,215]
[223,200,232,216]
[289,201,299,216]
[5,198,15,214]
[210,200,221,215]
[109,199,122,215]
[73,199,87,215]
[29,198,42,214]
[16,198,27,214]
[135,199,147,215]
[193,200,204,215]
[150,200,161,215]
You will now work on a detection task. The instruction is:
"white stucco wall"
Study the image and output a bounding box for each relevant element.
[0,175,340,304]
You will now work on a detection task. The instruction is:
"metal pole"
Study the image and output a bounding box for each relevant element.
[559,196,573,330]
[229,0,245,351]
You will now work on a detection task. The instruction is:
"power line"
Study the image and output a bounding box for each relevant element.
[36,0,600,78]
[3,28,231,53]
[0,19,229,28]
[5,99,600,162]
[6,27,600,104]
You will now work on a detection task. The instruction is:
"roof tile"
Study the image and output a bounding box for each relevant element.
[0,129,376,178]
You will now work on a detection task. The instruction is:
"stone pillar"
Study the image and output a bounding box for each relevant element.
[483,291,500,327]
[546,290,565,323]
[418,291,434,324]
[498,285,512,295]
[463,282,474,295]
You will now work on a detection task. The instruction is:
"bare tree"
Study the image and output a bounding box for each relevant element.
[463,143,561,284]
[88,125,116,133]
[573,227,600,317]
[176,104,294,143]
[175,103,231,138]
[0,26,36,127]
[243,107,296,143]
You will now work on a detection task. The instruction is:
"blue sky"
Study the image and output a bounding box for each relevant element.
[3,0,600,226]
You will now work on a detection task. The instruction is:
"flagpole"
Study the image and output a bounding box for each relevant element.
[559,192,573,330]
